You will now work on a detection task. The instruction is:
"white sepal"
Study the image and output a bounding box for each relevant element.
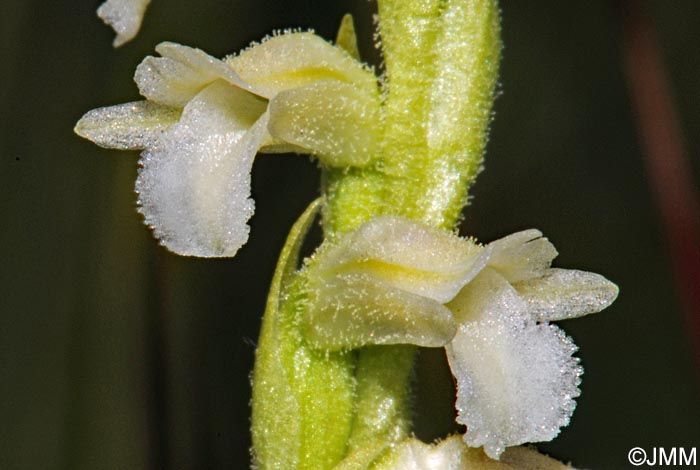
[313,216,488,304]
[302,273,456,351]
[514,268,619,321]
[487,229,558,283]
[134,42,257,107]
[268,79,380,167]
[74,101,180,150]
[228,32,377,99]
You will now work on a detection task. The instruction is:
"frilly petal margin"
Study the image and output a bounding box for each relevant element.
[446,319,582,460]
[135,81,268,257]
[97,0,151,47]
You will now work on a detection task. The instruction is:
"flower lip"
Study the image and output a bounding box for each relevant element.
[76,31,382,258]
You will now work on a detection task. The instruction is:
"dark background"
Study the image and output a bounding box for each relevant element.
[2,1,699,469]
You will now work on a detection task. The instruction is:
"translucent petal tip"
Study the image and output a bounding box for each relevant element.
[97,0,151,47]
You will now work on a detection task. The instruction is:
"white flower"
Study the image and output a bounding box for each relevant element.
[302,216,489,350]
[97,0,151,47]
[301,217,618,459]
[370,435,577,470]
[76,31,380,257]
[446,229,618,458]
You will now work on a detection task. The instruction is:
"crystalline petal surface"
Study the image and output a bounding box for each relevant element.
[268,79,380,167]
[97,0,151,47]
[135,43,255,107]
[313,216,488,303]
[514,268,620,321]
[446,318,582,459]
[302,273,456,351]
[487,229,558,283]
[135,81,267,257]
[74,101,180,150]
[228,32,377,98]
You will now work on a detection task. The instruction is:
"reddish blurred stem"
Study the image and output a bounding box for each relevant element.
[620,0,700,375]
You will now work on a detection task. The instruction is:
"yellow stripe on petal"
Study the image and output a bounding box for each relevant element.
[228,32,377,98]
[313,216,487,303]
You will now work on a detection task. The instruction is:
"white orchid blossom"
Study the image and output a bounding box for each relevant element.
[97,0,151,47]
[301,216,617,459]
[372,435,576,470]
[76,32,380,257]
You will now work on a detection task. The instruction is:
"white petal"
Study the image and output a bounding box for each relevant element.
[97,0,150,47]
[268,79,380,167]
[135,43,255,107]
[74,101,180,150]
[446,319,582,459]
[156,42,257,93]
[447,268,529,325]
[135,81,267,257]
[372,436,471,470]
[313,216,489,303]
[302,273,456,351]
[373,436,576,470]
[488,229,558,283]
[227,32,377,98]
[514,268,619,321]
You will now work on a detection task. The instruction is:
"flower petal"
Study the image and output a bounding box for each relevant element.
[135,80,267,257]
[74,101,180,150]
[268,80,380,167]
[447,268,529,325]
[446,319,582,459]
[514,268,619,321]
[312,216,489,303]
[156,42,257,92]
[487,229,558,283]
[97,0,150,47]
[135,42,256,107]
[372,436,576,470]
[372,436,471,470]
[302,273,456,351]
[227,32,377,98]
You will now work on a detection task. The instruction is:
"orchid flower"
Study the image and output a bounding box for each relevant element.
[371,435,576,470]
[301,216,618,459]
[75,30,380,257]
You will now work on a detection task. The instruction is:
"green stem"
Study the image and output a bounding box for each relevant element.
[323,0,502,457]
[252,1,501,468]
